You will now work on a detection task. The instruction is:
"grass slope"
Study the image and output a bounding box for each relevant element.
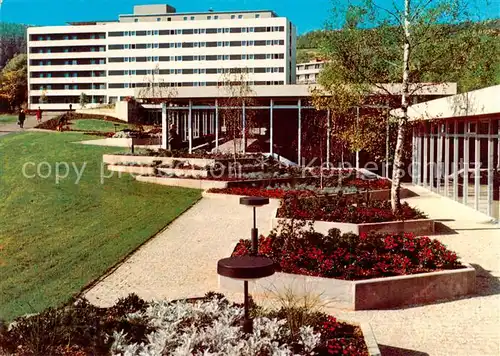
[70,119,130,133]
[0,132,201,320]
[0,115,17,124]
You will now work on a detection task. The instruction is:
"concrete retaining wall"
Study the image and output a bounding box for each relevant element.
[107,165,156,175]
[272,209,435,236]
[136,175,228,189]
[219,264,475,310]
[103,154,216,167]
[158,167,209,178]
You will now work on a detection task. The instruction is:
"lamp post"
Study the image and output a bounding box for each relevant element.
[217,255,274,334]
[239,196,269,255]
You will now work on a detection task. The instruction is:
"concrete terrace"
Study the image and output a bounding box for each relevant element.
[84,185,500,356]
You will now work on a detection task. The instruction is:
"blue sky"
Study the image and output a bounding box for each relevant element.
[1,0,498,34]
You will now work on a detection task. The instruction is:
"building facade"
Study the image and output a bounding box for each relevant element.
[27,4,297,110]
[403,85,500,221]
[296,59,326,84]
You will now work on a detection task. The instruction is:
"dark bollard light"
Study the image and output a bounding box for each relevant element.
[239,196,269,255]
[217,255,275,334]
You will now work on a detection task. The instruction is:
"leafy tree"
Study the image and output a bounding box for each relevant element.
[79,92,90,108]
[0,53,27,111]
[318,0,489,212]
[0,23,28,69]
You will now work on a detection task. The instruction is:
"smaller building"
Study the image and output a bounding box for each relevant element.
[397,85,500,221]
[296,59,326,84]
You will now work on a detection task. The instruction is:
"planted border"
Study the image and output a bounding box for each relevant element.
[220,264,475,310]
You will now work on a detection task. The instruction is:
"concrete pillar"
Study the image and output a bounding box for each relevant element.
[242,101,246,154]
[474,129,480,211]
[188,100,193,154]
[444,121,450,197]
[326,109,331,167]
[423,124,428,187]
[215,99,219,152]
[161,103,167,149]
[453,120,459,201]
[270,99,274,156]
[412,126,418,184]
[463,121,470,205]
[487,119,494,217]
[429,123,435,190]
[297,99,302,166]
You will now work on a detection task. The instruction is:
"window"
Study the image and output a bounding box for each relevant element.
[147,44,152,49]
[242,27,247,33]
[124,70,129,75]
[167,17,171,21]
[214,15,219,19]
[154,30,159,35]
[248,54,254,60]
[200,55,206,60]
[157,18,161,22]
[231,15,235,19]
[134,19,138,22]
[124,31,129,36]
[131,31,136,36]
[217,28,222,33]
[273,40,279,45]
[147,56,152,61]
[147,30,152,36]
[224,55,229,60]
[207,15,211,20]
[154,56,159,62]
[183,16,188,21]
[176,69,182,74]
[242,41,247,46]
[190,16,195,20]
[255,14,260,18]
[194,42,198,47]
[217,41,222,47]
[153,43,159,48]
[238,15,243,19]
[224,41,229,47]
[176,29,181,35]
[176,56,182,61]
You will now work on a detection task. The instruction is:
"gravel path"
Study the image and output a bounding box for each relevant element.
[85,194,280,304]
[85,185,499,356]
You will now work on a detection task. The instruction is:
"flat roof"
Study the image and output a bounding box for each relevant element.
[392,85,500,120]
[120,9,278,18]
[136,83,457,99]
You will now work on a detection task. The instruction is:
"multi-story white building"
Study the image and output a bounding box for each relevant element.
[27,4,297,110]
[296,59,326,84]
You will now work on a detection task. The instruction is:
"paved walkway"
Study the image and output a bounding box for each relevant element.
[0,112,63,137]
[85,186,499,356]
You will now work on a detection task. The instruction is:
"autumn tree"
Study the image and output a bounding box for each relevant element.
[318,0,487,212]
[0,53,27,111]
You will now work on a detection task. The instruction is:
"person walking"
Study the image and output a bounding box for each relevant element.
[18,109,26,128]
[36,107,42,123]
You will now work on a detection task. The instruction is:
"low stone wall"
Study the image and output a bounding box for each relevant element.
[158,167,209,178]
[272,209,435,236]
[102,154,216,167]
[219,264,475,310]
[107,165,156,175]
[136,175,228,190]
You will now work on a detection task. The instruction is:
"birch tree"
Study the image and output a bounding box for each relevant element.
[318,0,485,212]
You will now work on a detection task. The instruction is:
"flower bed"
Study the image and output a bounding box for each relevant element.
[277,194,426,224]
[219,227,474,309]
[233,228,463,281]
[0,293,374,356]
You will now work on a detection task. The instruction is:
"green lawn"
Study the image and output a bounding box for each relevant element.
[70,119,130,132]
[0,115,17,124]
[0,132,201,320]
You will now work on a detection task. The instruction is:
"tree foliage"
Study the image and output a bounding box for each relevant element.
[0,23,28,69]
[79,92,90,108]
[0,53,27,111]
[315,0,494,212]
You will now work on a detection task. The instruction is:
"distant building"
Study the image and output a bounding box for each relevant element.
[27,4,297,110]
[296,59,326,84]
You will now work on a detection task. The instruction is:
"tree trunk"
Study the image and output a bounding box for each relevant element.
[391,0,411,213]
